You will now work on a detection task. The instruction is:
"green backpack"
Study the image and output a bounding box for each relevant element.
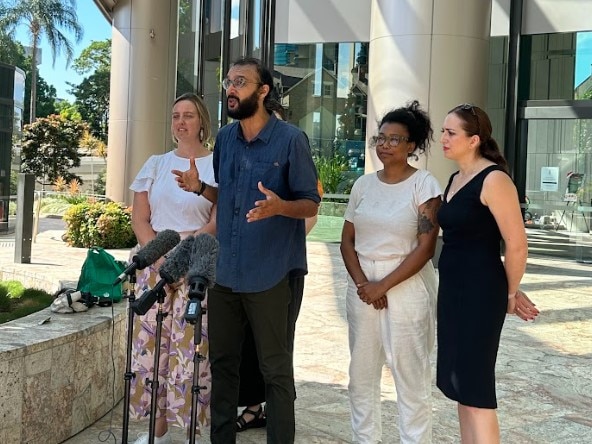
[76,247,127,303]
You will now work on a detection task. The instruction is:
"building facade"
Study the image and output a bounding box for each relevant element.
[0,62,25,232]
[94,0,592,262]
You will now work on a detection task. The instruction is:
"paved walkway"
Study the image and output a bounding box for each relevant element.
[1,217,591,443]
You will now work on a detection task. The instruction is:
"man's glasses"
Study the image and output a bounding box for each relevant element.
[222,77,263,90]
[371,134,409,148]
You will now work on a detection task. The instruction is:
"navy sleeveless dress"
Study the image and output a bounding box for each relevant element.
[436,165,508,409]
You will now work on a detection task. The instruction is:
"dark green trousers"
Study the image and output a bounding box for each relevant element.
[209,278,295,444]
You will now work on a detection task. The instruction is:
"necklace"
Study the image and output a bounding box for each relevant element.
[448,169,480,197]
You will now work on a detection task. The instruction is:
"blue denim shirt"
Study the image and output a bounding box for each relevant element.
[213,114,321,292]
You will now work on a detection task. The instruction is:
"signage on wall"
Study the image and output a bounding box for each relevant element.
[564,172,584,202]
[540,167,559,192]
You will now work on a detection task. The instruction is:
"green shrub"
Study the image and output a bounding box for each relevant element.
[314,154,349,194]
[10,170,18,195]
[63,201,137,248]
[0,286,11,311]
[63,194,88,205]
[95,170,106,196]
[0,281,53,324]
[38,197,73,215]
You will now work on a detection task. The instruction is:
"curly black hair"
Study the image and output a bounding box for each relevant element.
[378,100,433,156]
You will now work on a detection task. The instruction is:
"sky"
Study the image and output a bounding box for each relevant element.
[575,31,592,86]
[14,1,111,102]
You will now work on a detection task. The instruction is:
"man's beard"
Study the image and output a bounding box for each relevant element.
[227,89,259,120]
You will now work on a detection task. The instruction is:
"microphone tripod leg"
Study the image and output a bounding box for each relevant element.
[121,275,137,444]
[147,290,167,444]
[188,305,206,444]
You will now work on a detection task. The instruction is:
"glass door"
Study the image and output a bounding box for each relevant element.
[524,117,592,262]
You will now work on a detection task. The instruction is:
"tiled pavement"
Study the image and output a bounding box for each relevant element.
[1,217,591,443]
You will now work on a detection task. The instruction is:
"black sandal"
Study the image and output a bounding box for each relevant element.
[236,405,266,432]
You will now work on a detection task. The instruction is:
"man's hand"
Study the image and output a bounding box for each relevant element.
[172,157,201,192]
[246,182,285,222]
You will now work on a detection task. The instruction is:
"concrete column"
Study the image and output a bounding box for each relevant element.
[106,0,179,205]
[366,0,492,188]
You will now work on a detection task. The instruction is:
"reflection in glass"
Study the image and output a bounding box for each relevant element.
[273,42,369,193]
[575,31,592,99]
[524,118,592,262]
[522,31,592,100]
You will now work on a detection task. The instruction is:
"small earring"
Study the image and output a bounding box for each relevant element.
[199,128,204,142]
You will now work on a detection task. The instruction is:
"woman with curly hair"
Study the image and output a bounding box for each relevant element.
[341,101,441,443]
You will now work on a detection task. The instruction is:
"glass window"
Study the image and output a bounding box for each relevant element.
[273,42,369,193]
[575,31,592,99]
[524,118,592,262]
[522,31,592,100]
[176,0,226,134]
[249,0,262,55]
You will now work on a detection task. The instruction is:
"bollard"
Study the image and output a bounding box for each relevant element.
[15,173,34,263]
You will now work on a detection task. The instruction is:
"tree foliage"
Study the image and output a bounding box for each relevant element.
[79,129,107,157]
[0,0,82,122]
[0,30,27,66]
[72,39,111,74]
[70,69,110,142]
[70,38,111,142]
[21,114,85,186]
[55,99,82,121]
[25,74,56,121]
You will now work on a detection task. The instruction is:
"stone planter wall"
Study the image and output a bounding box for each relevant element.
[0,302,126,444]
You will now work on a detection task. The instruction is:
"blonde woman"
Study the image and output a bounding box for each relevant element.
[129,93,216,444]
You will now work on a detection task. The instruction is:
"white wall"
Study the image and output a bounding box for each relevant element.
[275,0,371,43]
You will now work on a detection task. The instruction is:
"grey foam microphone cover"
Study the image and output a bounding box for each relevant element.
[133,229,181,269]
[159,235,195,284]
[187,233,219,288]
[131,236,195,316]
[114,229,181,285]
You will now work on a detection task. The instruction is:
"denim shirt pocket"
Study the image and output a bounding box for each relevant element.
[250,160,283,191]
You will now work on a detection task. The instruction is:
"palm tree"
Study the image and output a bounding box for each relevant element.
[0,0,82,123]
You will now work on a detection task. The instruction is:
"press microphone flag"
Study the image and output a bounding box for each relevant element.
[131,235,195,316]
[184,233,219,324]
[113,229,181,285]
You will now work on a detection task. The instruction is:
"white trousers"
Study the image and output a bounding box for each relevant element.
[346,255,437,444]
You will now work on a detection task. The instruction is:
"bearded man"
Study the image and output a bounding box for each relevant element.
[173,57,320,444]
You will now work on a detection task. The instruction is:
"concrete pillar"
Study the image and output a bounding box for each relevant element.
[106,0,179,205]
[366,0,492,188]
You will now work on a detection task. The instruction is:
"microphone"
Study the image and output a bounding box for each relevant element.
[131,235,195,316]
[113,229,181,285]
[184,233,219,324]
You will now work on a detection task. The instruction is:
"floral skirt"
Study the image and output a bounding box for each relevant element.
[128,263,211,431]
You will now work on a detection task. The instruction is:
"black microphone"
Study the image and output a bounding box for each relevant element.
[131,235,195,316]
[113,229,181,285]
[184,233,219,324]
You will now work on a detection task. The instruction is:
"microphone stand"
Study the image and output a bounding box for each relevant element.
[186,300,206,444]
[121,274,137,444]
[146,287,168,444]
